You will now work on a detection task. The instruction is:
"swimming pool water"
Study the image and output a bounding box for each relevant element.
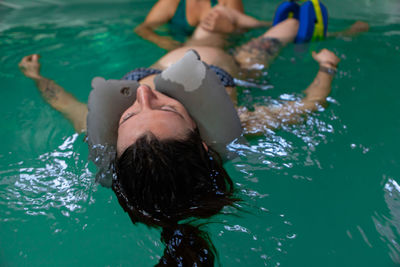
[1,0,400,266]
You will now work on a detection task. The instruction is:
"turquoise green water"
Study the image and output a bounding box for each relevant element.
[1,0,400,266]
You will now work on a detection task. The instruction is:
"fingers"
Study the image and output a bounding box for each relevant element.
[200,13,216,31]
[20,54,40,64]
[312,49,340,67]
[312,48,332,57]
[204,11,217,24]
[312,51,317,60]
[19,54,41,74]
[19,55,30,68]
[24,54,34,62]
[200,20,212,31]
[319,48,329,54]
[20,55,31,66]
[200,8,221,31]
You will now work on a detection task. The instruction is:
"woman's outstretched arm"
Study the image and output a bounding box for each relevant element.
[239,49,340,133]
[134,0,181,51]
[19,54,88,133]
[328,21,370,38]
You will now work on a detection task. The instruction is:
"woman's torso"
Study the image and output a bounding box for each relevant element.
[152,45,239,76]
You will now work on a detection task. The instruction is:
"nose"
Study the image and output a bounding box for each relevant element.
[136,84,157,109]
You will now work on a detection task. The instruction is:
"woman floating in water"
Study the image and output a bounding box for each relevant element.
[19,5,367,266]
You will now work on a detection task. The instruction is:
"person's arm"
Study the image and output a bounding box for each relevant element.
[328,21,370,38]
[18,54,88,133]
[239,49,340,134]
[134,0,181,51]
[200,5,271,34]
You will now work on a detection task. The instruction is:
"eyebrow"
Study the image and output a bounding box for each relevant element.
[119,108,184,126]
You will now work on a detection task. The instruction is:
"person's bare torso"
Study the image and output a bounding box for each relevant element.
[153,45,239,75]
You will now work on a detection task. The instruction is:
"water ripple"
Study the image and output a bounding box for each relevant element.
[372,177,400,263]
[0,134,95,221]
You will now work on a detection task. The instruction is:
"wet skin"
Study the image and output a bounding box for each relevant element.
[116,84,196,156]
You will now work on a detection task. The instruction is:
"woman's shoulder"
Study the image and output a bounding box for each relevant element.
[145,0,181,23]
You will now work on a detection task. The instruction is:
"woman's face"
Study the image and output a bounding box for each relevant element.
[117,84,196,156]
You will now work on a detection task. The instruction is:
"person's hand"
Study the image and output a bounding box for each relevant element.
[200,7,236,33]
[157,36,181,51]
[312,49,340,68]
[19,54,41,79]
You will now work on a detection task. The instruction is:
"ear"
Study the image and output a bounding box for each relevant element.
[202,141,209,151]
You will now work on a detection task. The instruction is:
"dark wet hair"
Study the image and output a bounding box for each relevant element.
[113,128,237,266]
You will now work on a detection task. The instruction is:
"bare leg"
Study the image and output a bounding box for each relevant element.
[234,18,299,72]
[261,19,299,45]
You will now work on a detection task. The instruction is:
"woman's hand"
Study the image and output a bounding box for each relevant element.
[156,36,181,51]
[200,7,236,33]
[19,54,41,80]
[312,49,340,68]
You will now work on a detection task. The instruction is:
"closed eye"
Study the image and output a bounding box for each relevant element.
[119,105,183,126]
[120,112,137,125]
[160,105,177,112]
[160,105,184,119]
